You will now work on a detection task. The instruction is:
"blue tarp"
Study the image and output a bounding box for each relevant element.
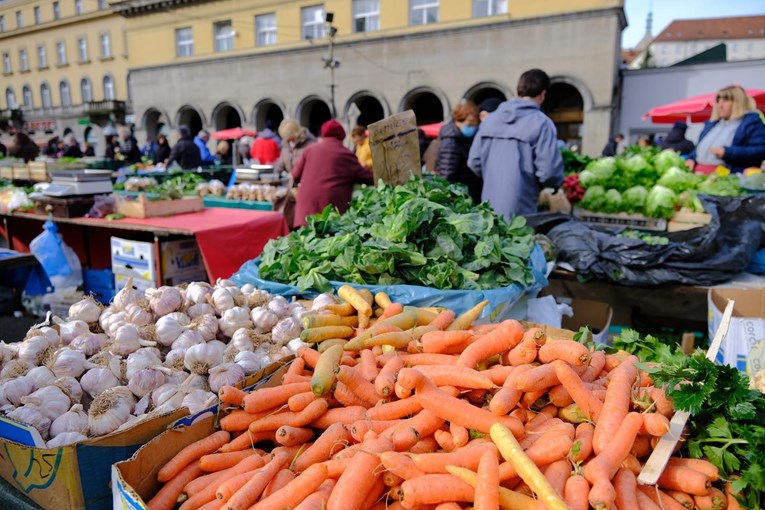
[0,251,52,296]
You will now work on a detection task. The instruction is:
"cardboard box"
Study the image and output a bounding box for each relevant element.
[160,238,203,279]
[116,194,204,219]
[0,408,187,510]
[557,298,614,345]
[111,237,156,283]
[708,287,765,373]
[114,272,155,294]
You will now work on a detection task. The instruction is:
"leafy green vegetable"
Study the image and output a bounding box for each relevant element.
[259,176,537,293]
[622,185,648,213]
[615,155,658,191]
[678,190,705,213]
[561,148,592,175]
[617,229,669,245]
[603,189,623,213]
[645,185,677,219]
[581,158,615,188]
[697,175,744,197]
[656,166,703,193]
[578,185,606,212]
[611,328,686,365]
[653,149,687,176]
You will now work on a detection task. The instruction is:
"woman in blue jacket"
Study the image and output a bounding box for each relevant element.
[688,85,765,174]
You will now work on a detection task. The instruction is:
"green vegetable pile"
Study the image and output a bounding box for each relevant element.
[259,176,537,293]
[147,173,205,200]
[575,147,744,218]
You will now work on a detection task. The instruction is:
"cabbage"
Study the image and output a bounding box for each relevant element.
[578,170,597,188]
[622,186,648,213]
[616,155,658,191]
[603,189,623,213]
[678,190,705,213]
[656,166,702,193]
[652,149,686,176]
[645,185,677,219]
[578,185,606,212]
[581,158,616,187]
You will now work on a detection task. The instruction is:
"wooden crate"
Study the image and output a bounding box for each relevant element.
[117,193,204,218]
[667,211,712,232]
[573,207,667,231]
[28,161,48,182]
[0,166,12,180]
[12,165,31,180]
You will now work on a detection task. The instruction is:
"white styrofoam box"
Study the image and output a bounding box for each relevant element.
[114,271,155,294]
[708,287,765,373]
[111,237,156,282]
[161,238,204,279]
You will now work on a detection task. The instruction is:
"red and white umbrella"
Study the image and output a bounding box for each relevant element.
[643,89,765,124]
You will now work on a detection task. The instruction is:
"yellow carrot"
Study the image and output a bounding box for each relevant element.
[447,301,489,331]
[300,326,355,343]
[445,465,535,510]
[311,344,344,396]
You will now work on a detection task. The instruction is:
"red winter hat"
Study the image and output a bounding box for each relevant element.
[320,119,346,140]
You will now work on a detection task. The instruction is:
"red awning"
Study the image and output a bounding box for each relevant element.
[419,123,443,139]
[211,127,258,140]
[643,89,765,124]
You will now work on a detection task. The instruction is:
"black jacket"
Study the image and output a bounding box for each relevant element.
[602,138,619,157]
[436,120,483,204]
[660,129,695,155]
[154,143,171,164]
[167,137,202,170]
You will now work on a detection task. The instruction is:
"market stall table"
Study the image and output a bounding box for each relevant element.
[0,208,288,284]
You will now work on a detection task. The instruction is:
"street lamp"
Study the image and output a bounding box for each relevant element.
[322,12,340,118]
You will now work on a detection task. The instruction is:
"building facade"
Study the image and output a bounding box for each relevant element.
[117,0,625,156]
[0,0,130,150]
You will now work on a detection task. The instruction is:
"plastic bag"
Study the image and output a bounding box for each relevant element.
[29,220,83,290]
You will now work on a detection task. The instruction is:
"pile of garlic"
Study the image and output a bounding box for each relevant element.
[0,277,315,448]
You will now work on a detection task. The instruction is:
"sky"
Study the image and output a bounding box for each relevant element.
[622,0,765,48]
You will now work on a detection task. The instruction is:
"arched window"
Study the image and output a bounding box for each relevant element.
[103,75,114,100]
[22,85,33,108]
[59,80,71,107]
[5,88,16,109]
[81,77,92,102]
[40,82,52,108]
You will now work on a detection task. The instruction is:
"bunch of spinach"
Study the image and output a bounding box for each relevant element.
[258,176,537,293]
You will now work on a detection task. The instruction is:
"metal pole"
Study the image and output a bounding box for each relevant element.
[329,33,337,118]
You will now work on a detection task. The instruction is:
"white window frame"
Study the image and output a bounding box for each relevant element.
[472,0,506,17]
[410,0,439,25]
[34,6,41,25]
[53,2,60,20]
[38,45,48,69]
[22,86,33,108]
[103,75,114,100]
[60,80,71,107]
[81,77,92,102]
[0,15,5,33]
[100,33,111,58]
[56,41,67,65]
[352,0,379,33]
[2,53,11,74]
[175,27,194,57]
[78,37,88,62]
[6,88,17,109]
[75,0,83,16]
[40,83,52,108]
[20,49,29,71]
[213,21,234,52]
[255,13,277,46]
[16,11,23,29]
[301,5,326,40]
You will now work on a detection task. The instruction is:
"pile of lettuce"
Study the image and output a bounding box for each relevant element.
[576,148,743,219]
[258,176,537,292]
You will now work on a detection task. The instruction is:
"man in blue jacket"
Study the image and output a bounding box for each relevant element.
[468,68,564,219]
[193,129,216,165]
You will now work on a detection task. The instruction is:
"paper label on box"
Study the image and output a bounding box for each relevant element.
[112,467,147,510]
[111,237,156,281]
[708,292,765,372]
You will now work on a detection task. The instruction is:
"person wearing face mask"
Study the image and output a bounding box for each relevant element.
[274,119,317,175]
[687,85,765,174]
[436,101,483,203]
[468,68,564,219]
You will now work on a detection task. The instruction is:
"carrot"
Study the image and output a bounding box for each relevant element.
[374,291,392,309]
[580,350,606,383]
[216,471,258,503]
[292,422,351,472]
[726,479,744,510]
[563,474,590,510]
[474,449,499,510]
[298,346,321,368]
[311,343,344,396]
[433,503,462,510]
[396,368,523,436]
[252,462,328,510]
[350,419,398,442]
[219,430,276,453]
[158,431,230,482]
[421,330,474,354]
[640,412,670,436]
[635,487,663,510]
[185,453,265,497]
[287,357,306,377]
[408,441,494,473]
[382,409,445,452]
[499,430,574,481]
[375,355,404,398]
[409,434,440,454]
[358,348,379,381]
[317,338,348,353]
[456,320,524,368]
[554,361,603,421]
[219,386,248,407]
[301,325,355,343]
[450,423,468,450]
[489,365,530,416]
[427,309,456,330]
[366,396,422,420]
[446,300,489,331]
[407,364,494,390]
[490,423,569,510]
[613,467,639,510]
[220,409,273,432]
[505,335,539,366]
[338,285,372,318]
[334,381,375,408]
[664,489,694,510]
[275,425,314,446]
[398,474,475,506]
[665,457,719,482]
[638,486,688,510]
[571,422,595,464]
[310,406,368,428]
[148,463,205,510]
[358,288,374,306]
[377,302,404,320]
[293,479,336,510]
[544,459,572,499]
[592,358,637,455]
[327,436,392,510]
[656,465,711,496]
[434,429,456,452]
[302,314,358,329]
[223,451,289,510]
[243,382,312,413]
[365,330,414,349]
[287,391,317,412]
[248,398,329,433]
[195,499,221,510]
[537,340,590,366]
[199,450,258,472]
[260,468,295,500]
[445,465,535,510]
[336,365,380,406]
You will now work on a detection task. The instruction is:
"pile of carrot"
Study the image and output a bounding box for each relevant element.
[146,287,736,510]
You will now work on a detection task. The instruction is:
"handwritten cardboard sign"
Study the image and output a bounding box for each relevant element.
[368,110,422,186]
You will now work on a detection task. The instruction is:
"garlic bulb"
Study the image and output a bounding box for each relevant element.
[49,348,89,378]
[184,343,223,375]
[210,287,236,315]
[106,312,128,338]
[182,389,217,415]
[134,394,151,416]
[98,308,114,333]
[87,387,134,435]
[186,303,215,319]
[50,404,88,438]
[246,290,271,309]
[188,314,218,341]
[70,333,108,356]
[271,317,303,346]
[0,376,35,406]
[235,350,269,375]
[54,376,83,404]
[311,293,337,310]
[250,306,279,334]
[8,406,51,438]
[148,286,182,317]
[219,307,252,338]
[216,278,237,288]
[223,344,240,362]
[18,335,52,365]
[240,283,255,294]
[124,303,153,327]
[185,282,213,306]
[125,348,162,380]
[171,329,205,350]
[287,338,311,355]
[0,341,17,366]
[26,326,61,344]
[112,277,148,310]
[110,324,157,356]
[1,359,33,379]
[151,383,182,409]
[208,363,246,393]
[80,367,120,398]
[154,315,187,347]
[166,370,188,386]
[267,296,290,318]
[55,318,91,345]
[26,366,57,389]
[230,328,256,352]
[164,348,187,371]
[166,312,192,325]
[68,297,102,323]
[128,368,168,398]
[21,386,70,421]
[47,432,88,448]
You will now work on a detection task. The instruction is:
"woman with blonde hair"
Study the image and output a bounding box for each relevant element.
[688,85,765,174]
[274,119,316,174]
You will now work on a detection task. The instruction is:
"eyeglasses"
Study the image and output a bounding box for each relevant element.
[716,94,732,102]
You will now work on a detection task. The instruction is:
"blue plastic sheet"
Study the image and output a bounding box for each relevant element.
[747,248,765,275]
[232,245,548,322]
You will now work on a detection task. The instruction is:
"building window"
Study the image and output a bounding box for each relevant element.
[81,77,92,102]
[352,0,379,33]
[103,75,114,100]
[98,0,106,9]
[0,15,5,33]
[16,11,23,28]
[6,88,17,109]
[53,2,60,20]
[301,5,326,40]
[38,45,48,69]
[2,53,11,74]
[100,33,111,58]
[473,0,506,17]
[78,37,88,61]
[22,86,33,108]
[214,21,234,52]
[410,0,438,25]
[41,83,52,108]
[60,80,71,107]
[255,13,277,46]
[175,27,194,57]
[34,6,41,25]
[56,41,67,65]
[75,0,83,15]
[20,49,29,71]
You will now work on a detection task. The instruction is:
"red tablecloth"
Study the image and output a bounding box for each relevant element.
[110,208,289,281]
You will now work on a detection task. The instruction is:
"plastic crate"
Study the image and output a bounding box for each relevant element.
[573,207,667,231]
[202,195,273,211]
